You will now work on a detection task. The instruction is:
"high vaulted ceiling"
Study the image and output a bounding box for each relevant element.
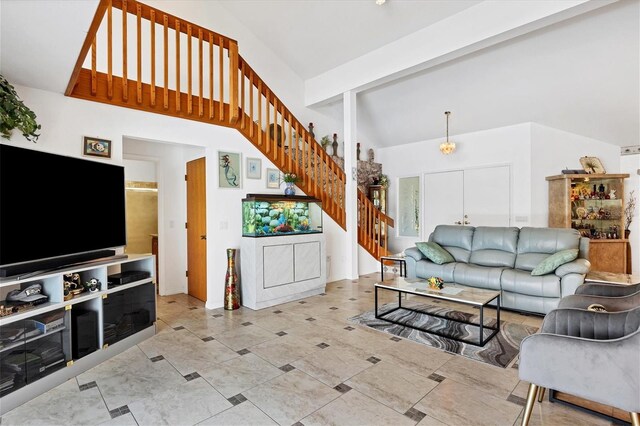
[1,0,638,148]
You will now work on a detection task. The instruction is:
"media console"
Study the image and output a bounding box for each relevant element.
[0,254,156,415]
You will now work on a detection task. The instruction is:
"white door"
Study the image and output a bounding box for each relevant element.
[463,165,511,227]
[424,170,464,237]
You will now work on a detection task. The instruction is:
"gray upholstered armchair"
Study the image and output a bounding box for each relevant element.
[559,282,640,311]
[519,307,640,426]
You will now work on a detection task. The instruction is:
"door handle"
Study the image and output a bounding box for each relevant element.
[454,221,462,225]
[200,235,207,240]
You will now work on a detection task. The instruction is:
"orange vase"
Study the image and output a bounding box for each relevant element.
[224,248,240,310]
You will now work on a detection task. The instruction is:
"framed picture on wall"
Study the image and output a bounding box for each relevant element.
[398,176,420,237]
[266,168,280,189]
[246,157,262,179]
[83,136,111,158]
[218,151,242,188]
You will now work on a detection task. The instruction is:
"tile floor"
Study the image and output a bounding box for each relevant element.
[1,276,615,426]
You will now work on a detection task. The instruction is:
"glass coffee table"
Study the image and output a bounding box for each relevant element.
[374,278,501,346]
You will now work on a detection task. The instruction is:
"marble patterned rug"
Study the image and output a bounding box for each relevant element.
[349,302,538,368]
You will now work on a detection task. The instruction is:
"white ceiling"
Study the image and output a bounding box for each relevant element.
[0,0,637,149]
[217,0,480,79]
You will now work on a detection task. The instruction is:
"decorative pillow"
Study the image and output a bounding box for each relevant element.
[531,249,579,276]
[415,242,455,265]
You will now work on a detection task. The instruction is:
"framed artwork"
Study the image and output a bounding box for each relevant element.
[246,157,262,179]
[397,176,420,237]
[579,156,606,174]
[218,151,242,188]
[266,168,280,189]
[83,136,111,158]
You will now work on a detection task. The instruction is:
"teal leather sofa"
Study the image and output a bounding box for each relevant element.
[404,225,591,315]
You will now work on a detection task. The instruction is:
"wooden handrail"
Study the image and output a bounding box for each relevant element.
[66,0,395,258]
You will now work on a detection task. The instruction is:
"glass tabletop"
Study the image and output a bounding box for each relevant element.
[375,278,500,306]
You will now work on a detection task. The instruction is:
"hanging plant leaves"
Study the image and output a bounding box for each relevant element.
[0,74,41,142]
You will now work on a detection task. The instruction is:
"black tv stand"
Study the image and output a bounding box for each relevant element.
[0,249,117,278]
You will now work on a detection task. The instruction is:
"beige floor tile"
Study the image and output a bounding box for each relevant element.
[250,333,320,367]
[98,413,138,425]
[214,324,278,351]
[375,339,453,377]
[302,389,415,426]
[416,414,449,426]
[414,379,522,426]
[292,346,373,387]
[435,354,520,399]
[515,398,611,426]
[345,361,438,413]
[200,353,283,398]
[128,377,232,426]
[1,379,111,426]
[197,401,278,425]
[243,369,340,425]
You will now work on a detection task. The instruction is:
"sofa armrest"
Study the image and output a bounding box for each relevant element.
[404,247,424,262]
[555,258,590,278]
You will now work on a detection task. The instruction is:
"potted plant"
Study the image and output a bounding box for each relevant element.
[281,172,301,196]
[320,135,331,151]
[0,75,41,142]
[624,190,636,239]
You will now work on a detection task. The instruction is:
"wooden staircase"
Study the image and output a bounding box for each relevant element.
[66,0,394,260]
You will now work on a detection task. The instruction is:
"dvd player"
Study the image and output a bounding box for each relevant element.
[107,270,151,287]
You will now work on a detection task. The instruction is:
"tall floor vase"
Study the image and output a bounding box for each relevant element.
[224,248,240,310]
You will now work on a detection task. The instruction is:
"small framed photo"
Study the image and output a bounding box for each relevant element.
[218,151,242,188]
[579,156,606,174]
[246,157,262,179]
[83,137,111,158]
[266,168,280,189]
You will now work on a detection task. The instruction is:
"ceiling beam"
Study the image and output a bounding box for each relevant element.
[304,0,617,107]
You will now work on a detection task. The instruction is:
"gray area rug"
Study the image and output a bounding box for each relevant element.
[349,302,538,368]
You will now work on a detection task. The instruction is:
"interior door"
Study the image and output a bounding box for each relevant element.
[424,171,464,237]
[186,157,207,301]
[463,165,511,227]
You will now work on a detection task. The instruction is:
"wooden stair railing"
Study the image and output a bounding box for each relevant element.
[65,0,393,260]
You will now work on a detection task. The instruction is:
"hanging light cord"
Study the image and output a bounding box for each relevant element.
[445,111,451,142]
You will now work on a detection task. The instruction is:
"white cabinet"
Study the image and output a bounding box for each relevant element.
[241,234,326,310]
[424,165,511,236]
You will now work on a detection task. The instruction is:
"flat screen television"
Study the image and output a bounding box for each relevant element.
[0,144,126,276]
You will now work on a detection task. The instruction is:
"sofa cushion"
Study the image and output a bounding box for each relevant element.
[430,225,474,263]
[415,242,455,265]
[469,227,519,268]
[515,227,581,271]
[415,260,456,282]
[531,249,579,276]
[453,263,503,290]
[501,269,561,298]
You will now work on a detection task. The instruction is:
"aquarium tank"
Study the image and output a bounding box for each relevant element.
[242,194,323,237]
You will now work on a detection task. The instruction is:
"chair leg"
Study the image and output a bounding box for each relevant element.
[521,383,539,426]
[537,387,546,403]
[631,412,640,426]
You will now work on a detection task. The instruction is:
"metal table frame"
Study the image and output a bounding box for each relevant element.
[374,283,501,347]
[379,255,406,281]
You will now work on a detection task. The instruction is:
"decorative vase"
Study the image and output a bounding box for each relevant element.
[224,248,240,310]
[356,143,361,161]
[625,229,631,239]
[284,182,296,196]
[332,133,338,157]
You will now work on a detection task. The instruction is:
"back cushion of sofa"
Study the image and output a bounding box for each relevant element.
[430,225,474,263]
[469,227,519,268]
[515,227,581,271]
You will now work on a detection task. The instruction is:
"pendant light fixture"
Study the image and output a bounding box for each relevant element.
[439,111,456,155]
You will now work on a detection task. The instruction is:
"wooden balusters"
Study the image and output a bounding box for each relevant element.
[91,37,97,95]
[228,41,238,124]
[257,80,262,146]
[265,89,270,154]
[175,19,180,112]
[187,24,192,114]
[136,4,142,103]
[249,70,254,136]
[209,34,214,119]
[107,2,113,99]
[150,9,156,106]
[163,14,168,109]
[280,106,285,167]
[240,61,245,129]
[218,35,224,120]
[122,0,128,101]
[198,29,203,117]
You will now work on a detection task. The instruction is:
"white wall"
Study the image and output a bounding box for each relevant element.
[378,123,532,254]
[620,154,640,274]
[3,83,348,307]
[529,123,621,226]
[123,159,157,182]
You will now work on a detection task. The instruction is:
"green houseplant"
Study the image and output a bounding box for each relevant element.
[0,74,41,142]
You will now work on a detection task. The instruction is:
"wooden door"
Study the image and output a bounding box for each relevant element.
[424,171,464,236]
[463,166,511,227]
[186,157,207,301]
